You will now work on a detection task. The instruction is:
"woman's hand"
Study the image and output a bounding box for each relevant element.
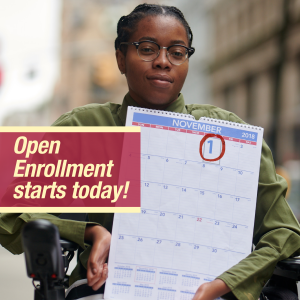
[192,279,231,300]
[84,225,111,291]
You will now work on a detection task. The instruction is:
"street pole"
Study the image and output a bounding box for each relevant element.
[269,0,290,165]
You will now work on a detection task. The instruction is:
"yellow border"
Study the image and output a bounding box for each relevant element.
[0,127,140,212]
[0,207,140,213]
[0,127,140,133]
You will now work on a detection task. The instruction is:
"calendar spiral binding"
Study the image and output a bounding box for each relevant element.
[200,117,263,131]
[129,106,262,130]
[128,106,195,120]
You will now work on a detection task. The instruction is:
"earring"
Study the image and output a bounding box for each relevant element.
[121,71,124,75]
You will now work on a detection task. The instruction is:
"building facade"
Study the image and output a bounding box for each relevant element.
[3,0,210,125]
[3,0,140,125]
[208,0,300,166]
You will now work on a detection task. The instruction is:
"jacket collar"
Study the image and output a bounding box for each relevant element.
[117,93,187,125]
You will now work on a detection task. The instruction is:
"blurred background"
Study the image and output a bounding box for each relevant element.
[0,0,300,299]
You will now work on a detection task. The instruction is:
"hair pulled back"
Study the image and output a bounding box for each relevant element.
[115,3,193,53]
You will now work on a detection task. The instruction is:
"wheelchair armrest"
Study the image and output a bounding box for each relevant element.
[60,238,79,274]
[273,257,300,280]
[277,258,300,271]
[60,238,79,252]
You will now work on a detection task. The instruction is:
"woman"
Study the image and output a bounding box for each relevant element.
[1,4,300,300]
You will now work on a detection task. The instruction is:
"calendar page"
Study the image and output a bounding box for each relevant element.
[104,107,264,300]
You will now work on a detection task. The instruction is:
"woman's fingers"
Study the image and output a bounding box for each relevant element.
[84,225,111,289]
[87,260,104,287]
[86,233,111,288]
[90,263,108,291]
[87,245,106,287]
[192,280,231,300]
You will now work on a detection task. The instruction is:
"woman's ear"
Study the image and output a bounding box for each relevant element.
[116,50,126,75]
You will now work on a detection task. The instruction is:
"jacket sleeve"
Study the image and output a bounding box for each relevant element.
[217,138,300,300]
[0,213,88,253]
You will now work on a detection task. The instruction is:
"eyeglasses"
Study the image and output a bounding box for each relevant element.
[119,40,195,66]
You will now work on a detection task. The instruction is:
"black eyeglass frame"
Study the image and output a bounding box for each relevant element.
[118,40,195,65]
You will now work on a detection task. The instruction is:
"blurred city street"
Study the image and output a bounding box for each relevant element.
[0,245,33,300]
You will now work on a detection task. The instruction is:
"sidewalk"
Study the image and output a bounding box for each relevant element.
[0,245,33,300]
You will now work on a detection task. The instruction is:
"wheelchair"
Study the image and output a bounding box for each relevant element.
[22,219,79,300]
[21,219,300,300]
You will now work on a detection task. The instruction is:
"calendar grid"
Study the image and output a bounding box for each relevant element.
[141,153,256,174]
[105,107,263,300]
[114,234,246,254]
[141,180,251,201]
[137,208,249,228]
[112,260,239,278]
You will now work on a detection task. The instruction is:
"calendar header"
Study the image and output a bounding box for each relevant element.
[133,113,258,142]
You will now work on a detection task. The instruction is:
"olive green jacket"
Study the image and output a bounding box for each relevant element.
[1,93,300,300]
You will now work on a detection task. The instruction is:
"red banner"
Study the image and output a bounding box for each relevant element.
[0,128,140,212]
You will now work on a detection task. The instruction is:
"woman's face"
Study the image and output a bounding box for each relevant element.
[116,15,190,109]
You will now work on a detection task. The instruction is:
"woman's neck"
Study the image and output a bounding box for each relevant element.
[129,91,179,110]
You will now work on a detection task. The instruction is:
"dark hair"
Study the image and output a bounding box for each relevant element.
[115,3,193,53]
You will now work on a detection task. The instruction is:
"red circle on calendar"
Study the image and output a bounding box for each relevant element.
[199,134,226,162]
